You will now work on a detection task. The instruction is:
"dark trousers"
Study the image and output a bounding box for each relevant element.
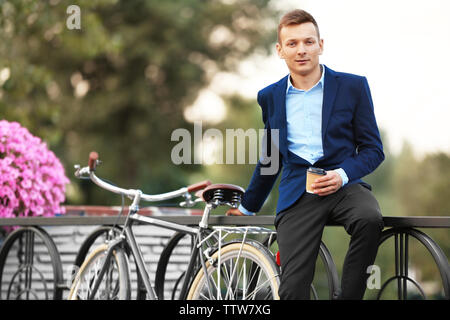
[275,183,384,300]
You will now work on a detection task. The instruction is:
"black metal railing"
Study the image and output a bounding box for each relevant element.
[0,211,449,300]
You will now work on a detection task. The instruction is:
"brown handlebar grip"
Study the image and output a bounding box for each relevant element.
[88,151,99,171]
[187,180,212,192]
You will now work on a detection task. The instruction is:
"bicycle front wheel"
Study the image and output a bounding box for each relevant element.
[68,244,131,300]
[187,241,280,300]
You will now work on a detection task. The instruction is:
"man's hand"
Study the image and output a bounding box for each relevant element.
[226,208,246,216]
[312,170,343,196]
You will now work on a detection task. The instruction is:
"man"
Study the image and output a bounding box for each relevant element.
[226,9,385,300]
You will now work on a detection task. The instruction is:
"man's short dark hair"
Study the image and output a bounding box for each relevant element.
[278,9,320,43]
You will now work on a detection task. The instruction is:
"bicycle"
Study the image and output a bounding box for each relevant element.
[68,152,280,300]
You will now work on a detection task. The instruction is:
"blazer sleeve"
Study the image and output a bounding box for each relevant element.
[339,77,384,181]
[240,90,283,213]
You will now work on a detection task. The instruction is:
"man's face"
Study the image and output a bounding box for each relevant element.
[276,22,323,77]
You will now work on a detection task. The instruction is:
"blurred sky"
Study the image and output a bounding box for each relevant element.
[189,0,450,157]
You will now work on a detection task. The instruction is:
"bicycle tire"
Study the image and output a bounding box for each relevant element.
[74,226,123,268]
[68,244,131,300]
[186,241,280,300]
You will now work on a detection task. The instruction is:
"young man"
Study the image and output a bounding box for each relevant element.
[227,9,385,300]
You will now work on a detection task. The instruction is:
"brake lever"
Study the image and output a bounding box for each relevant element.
[74,164,90,179]
[74,164,82,178]
[179,192,204,208]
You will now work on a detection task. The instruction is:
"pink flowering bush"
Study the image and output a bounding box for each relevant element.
[0,120,70,219]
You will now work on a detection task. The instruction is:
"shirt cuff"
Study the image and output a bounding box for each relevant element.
[238,204,256,216]
[334,168,349,186]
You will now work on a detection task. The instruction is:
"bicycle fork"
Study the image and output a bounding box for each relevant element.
[86,226,158,300]
[88,190,158,300]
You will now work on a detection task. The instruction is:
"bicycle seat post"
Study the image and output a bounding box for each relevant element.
[199,203,213,229]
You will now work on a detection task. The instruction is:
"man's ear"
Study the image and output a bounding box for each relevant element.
[276,42,285,59]
[318,39,324,55]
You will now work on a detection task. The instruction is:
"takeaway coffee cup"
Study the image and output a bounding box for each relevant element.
[306,167,327,194]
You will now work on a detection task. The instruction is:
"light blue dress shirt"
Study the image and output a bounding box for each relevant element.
[285,66,325,164]
[239,66,348,215]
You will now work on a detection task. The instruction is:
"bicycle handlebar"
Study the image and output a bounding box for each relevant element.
[75,151,210,204]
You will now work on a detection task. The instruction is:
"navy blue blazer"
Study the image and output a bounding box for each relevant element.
[240,65,384,217]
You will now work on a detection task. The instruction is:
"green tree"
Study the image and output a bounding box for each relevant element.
[0,0,279,205]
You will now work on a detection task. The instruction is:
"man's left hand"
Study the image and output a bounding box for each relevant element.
[311,170,343,196]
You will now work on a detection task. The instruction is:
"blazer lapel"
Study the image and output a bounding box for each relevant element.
[321,66,339,142]
[273,75,289,160]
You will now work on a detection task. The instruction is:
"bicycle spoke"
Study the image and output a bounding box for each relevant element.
[232,257,248,299]
[223,258,237,299]
[223,245,245,299]
[244,277,272,300]
[82,256,99,299]
[230,257,245,299]
[245,264,261,295]
[246,262,269,300]
[242,259,247,299]
[203,269,219,300]
[74,250,123,300]
[220,256,273,300]
[199,291,211,300]
[187,242,279,301]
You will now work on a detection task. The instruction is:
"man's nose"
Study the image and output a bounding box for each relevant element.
[296,43,307,55]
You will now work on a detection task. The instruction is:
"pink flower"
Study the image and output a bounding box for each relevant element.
[3,157,13,166]
[21,179,32,189]
[34,206,44,216]
[0,121,69,219]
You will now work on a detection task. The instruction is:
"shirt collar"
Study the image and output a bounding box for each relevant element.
[286,64,325,94]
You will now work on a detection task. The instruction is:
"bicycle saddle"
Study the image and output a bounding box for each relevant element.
[199,183,245,207]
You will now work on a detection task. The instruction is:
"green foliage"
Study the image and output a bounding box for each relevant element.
[0,0,278,205]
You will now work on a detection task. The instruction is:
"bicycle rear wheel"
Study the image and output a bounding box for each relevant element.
[68,244,131,300]
[187,241,280,300]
